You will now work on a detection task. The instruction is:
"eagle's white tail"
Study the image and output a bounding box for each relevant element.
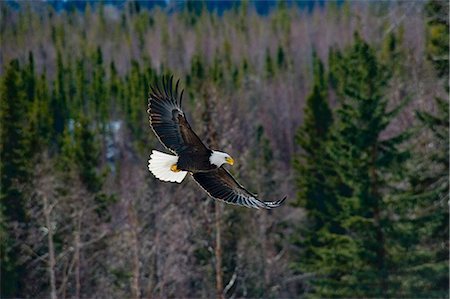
[148,150,187,183]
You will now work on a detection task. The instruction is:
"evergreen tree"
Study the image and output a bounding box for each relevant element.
[399,1,449,296]
[292,51,334,215]
[276,45,287,70]
[264,49,275,78]
[51,50,69,140]
[323,33,411,297]
[79,117,115,217]
[291,51,347,295]
[73,117,103,194]
[424,0,449,82]
[91,46,107,123]
[125,59,148,145]
[28,67,53,153]
[23,52,36,103]
[401,96,449,297]
[0,59,30,298]
[59,116,113,219]
[188,54,206,86]
[109,61,120,105]
[210,55,224,84]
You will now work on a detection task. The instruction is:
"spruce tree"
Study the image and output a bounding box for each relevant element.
[401,96,449,297]
[75,57,87,113]
[73,117,102,194]
[291,52,343,294]
[276,46,287,70]
[51,50,69,140]
[324,33,411,297]
[0,59,30,297]
[399,1,449,296]
[424,0,448,82]
[75,117,114,218]
[264,49,275,78]
[91,47,107,123]
[59,116,113,219]
[23,52,36,103]
[29,76,50,154]
[293,51,333,215]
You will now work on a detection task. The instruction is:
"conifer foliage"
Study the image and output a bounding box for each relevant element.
[0,60,33,296]
[292,33,447,298]
[402,0,449,296]
[326,34,412,297]
[291,52,340,289]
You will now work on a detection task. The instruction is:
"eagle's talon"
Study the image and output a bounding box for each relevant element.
[171,164,180,172]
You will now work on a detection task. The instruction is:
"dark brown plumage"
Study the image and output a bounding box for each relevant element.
[147,76,286,209]
[193,167,286,209]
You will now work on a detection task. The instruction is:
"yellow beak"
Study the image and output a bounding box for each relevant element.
[226,157,234,166]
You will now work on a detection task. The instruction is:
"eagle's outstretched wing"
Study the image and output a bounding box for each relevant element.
[148,76,208,155]
[193,167,286,209]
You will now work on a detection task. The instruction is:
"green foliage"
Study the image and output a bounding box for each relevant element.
[73,117,103,193]
[272,0,291,36]
[191,54,206,82]
[0,59,31,298]
[293,35,425,297]
[291,51,345,295]
[399,1,450,296]
[399,97,449,298]
[210,56,224,84]
[0,59,30,222]
[293,51,333,208]
[59,116,115,219]
[29,73,53,152]
[326,34,413,298]
[51,50,69,139]
[91,47,108,123]
[277,46,287,70]
[264,49,275,78]
[424,0,449,83]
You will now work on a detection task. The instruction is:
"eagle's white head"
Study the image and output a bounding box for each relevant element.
[210,151,234,167]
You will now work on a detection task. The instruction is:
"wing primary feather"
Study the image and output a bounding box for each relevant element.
[163,75,170,99]
[192,168,286,210]
[179,89,184,107]
[156,77,164,97]
[148,75,209,155]
[175,79,180,99]
[167,75,171,98]
[150,85,160,99]
[162,75,167,97]
[166,75,171,98]
[264,196,287,209]
[169,75,174,98]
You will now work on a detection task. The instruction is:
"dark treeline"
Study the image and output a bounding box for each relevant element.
[0,1,448,298]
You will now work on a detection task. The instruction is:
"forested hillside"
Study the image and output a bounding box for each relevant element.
[1,1,448,298]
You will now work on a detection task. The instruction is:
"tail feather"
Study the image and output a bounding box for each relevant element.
[148,150,187,183]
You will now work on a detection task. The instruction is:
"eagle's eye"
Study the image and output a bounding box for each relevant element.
[225,156,234,165]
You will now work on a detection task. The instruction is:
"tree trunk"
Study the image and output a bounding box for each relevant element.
[201,84,224,299]
[128,203,141,299]
[371,145,387,296]
[43,195,57,299]
[74,211,81,299]
[215,201,224,299]
[259,211,269,294]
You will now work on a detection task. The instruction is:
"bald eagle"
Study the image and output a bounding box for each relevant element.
[147,76,286,209]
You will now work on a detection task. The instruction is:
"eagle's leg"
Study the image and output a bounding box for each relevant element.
[170,164,181,172]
